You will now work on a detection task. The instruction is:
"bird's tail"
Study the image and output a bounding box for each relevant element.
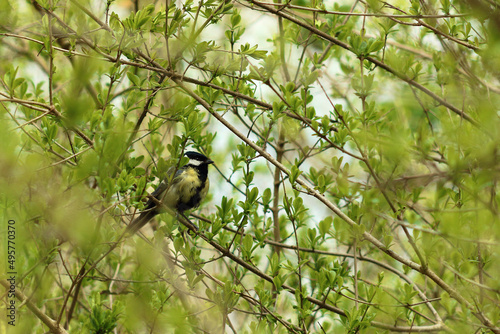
[126,209,157,235]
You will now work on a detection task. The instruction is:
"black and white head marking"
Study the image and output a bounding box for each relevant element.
[184,151,213,167]
[188,158,203,167]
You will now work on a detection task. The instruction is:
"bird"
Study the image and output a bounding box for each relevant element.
[126,151,214,234]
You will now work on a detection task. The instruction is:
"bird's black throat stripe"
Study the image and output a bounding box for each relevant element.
[194,162,209,183]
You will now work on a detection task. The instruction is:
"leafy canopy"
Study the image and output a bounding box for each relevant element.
[1,0,500,333]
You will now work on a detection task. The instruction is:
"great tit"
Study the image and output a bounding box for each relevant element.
[126,151,214,234]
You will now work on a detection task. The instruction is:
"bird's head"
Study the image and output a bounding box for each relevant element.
[184,151,214,167]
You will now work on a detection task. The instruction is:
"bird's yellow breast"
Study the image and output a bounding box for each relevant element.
[179,168,203,200]
[162,167,208,211]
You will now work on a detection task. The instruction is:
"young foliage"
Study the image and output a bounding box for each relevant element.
[1,0,499,333]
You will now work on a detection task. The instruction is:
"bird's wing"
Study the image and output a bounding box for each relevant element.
[127,167,184,234]
[144,167,184,209]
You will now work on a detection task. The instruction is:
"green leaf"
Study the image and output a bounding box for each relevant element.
[290,165,302,183]
[126,72,141,87]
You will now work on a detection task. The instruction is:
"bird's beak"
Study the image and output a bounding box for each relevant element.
[207,159,214,165]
